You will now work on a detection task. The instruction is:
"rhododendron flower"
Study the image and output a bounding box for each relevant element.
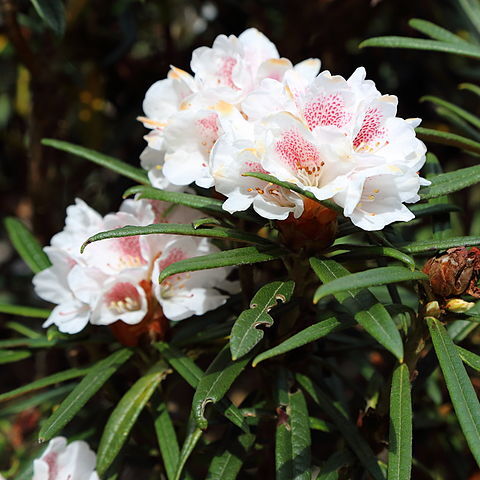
[34,198,232,334]
[213,66,427,230]
[33,436,99,480]
[139,28,320,190]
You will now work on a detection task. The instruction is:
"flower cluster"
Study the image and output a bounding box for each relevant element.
[140,28,427,230]
[33,199,231,335]
[32,437,98,480]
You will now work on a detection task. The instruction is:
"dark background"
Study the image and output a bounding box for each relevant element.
[1,1,480,477]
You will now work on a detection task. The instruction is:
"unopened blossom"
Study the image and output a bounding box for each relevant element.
[32,436,99,480]
[139,28,320,190]
[34,198,232,335]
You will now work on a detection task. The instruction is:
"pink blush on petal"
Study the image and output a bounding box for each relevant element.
[353,107,387,152]
[105,282,142,314]
[218,57,238,89]
[43,451,59,480]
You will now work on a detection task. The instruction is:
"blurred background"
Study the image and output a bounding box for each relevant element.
[1,0,480,477]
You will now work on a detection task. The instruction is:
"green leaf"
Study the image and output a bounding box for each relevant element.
[313,266,426,303]
[419,164,480,201]
[0,349,31,364]
[0,384,75,417]
[174,419,202,480]
[401,235,480,254]
[192,344,252,429]
[206,432,255,480]
[82,223,271,253]
[38,348,132,442]
[421,95,480,130]
[408,19,470,44]
[0,367,90,403]
[252,314,354,367]
[96,362,169,476]
[4,217,51,273]
[415,127,480,155]
[359,36,480,60]
[42,139,149,185]
[29,0,65,35]
[0,303,51,318]
[0,337,55,349]
[459,0,480,34]
[457,346,480,372]
[158,245,286,284]
[310,258,404,360]
[297,374,385,480]
[155,342,249,432]
[409,203,461,216]
[230,281,295,361]
[387,364,412,480]
[459,82,480,97]
[243,172,343,214]
[154,402,180,480]
[427,317,480,468]
[276,386,311,480]
[327,245,415,270]
[317,451,354,480]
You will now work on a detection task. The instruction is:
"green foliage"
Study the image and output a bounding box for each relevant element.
[29,0,65,35]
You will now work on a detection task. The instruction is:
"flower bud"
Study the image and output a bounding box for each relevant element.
[445,298,475,314]
[425,301,441,318]
[276,197,337,253]
[423,247,480,298]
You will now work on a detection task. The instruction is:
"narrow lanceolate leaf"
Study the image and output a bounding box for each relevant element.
[174,419,203,480]
[243,172,343,214]
[206,433,255,480]
[125,185,225,211]
[30,0,65,35]
[427,317,480,468]
[154,402,180,480]
[252,315,354,367]
[0,350,31,364]
[0,367,90,403]
[387,364,412,480]
[230,281,295,361]
[158,246,286,283]
[409,203,461,216]
[276,388,311,480]
[310,258,403,361]
[359,37,480,60]
[457,346,480,372]
[0,303,51,318]
[192,344,252,429]
[415,127,480,155]
[297,374,385,480]
[401,235,480,254]
[419,164,480,200]
[459,82,480,97]
[0,337,54,349]
[96,362,169,476]
[317,451,354,480]
[42,139,149,184]
[327,245,415,270]
[155,342,249,432]
[38,349,132,442]
[408,19,470,44]
[81,223,271,253]
[4,217,51,273]
[421,96,480,130]
[313,266,426,303]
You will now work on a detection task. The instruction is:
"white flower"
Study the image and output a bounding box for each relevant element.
[34,198,233,334]
[152,237,230,321]
[32,437,99,480]
[139,28,320,190]
[254,67,427,229]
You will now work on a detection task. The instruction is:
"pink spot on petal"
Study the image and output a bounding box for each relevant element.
[196,113,220,154]
[105,282,142,314]
[304,93,351,130]
[353,107,386,151]
[244,161,268,174]
[275,129,324,185]
[218,57,238,89]
[159,248,188,270]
